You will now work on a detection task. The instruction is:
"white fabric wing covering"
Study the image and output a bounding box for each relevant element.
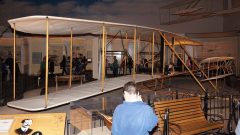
[200,56,235,64]
[8,15,201,46]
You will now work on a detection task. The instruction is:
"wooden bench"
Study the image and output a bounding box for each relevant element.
[154,97,224,135]
[55,75,85,90]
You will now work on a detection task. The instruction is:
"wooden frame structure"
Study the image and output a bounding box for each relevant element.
[13,23,16,100]
[45,17,49,107]
[8,15,207,108]
[199,57,235,89]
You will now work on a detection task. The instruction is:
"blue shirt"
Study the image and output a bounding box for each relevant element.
[112,101,158,135]
[236,120,240,135]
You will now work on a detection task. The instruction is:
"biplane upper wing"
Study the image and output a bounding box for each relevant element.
[8,15,201,46]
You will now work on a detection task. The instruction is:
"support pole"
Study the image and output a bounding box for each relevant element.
[182,45,185,71]
[104,31,107,80]
[13,23,16,100]
[172,37,175,64]
[160,35,164,72]
[159,31,207,93]
[133,28,137,81]
[102,96,106,112]
[101,25,105,92]
[125,32,128,75]
[102,28,107,110]
[216,61,218,89]
[162,34,166,74]
[149,38,151,56]
[163,108,170,135]
[102,33,107,112]
[69,28,73,88]
[152,32,155,77]
[124,32,130,74]
[45,17,49,108]
[161,34,165,89]
[102,29,106,111]
[138,35,140,66]
[208,61,210,78]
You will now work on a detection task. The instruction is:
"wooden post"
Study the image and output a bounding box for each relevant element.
[102,27,107,110]
[69,28,73,88]
[138,35,140,66]
[102,96,106,111]
[172,37,175,64]
[45,17,49,108]
[161,34,165,89]
[208,61,210,78]
[162,34,166,74]
[101,25,105,92]
[125,32,128,75]
[13,23,16,100]
[216,61,218,88]
[133,28,136,81]
[182,45,185,71]
[102,31,107,111]
[193,46,195,66]
[104,31,107,80]
[152,32,155,77]
[149,38,151,56]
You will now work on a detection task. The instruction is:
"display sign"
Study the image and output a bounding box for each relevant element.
[0,113,66,135]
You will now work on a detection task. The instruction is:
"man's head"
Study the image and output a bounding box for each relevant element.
[123,81,137,94]
[21,119,32,129]
[123,81,142,102]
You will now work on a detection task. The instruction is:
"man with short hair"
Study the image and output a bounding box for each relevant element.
[112,81,158,135]
[111,56,119,77]
[15,119,33,134]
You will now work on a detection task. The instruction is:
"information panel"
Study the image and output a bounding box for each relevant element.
[0,113,66,135]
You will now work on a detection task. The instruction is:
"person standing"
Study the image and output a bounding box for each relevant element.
[112,81,158,135]
[164,62,174,76]
[5,52,13,80]
[186,57,192,69]
[82,56,88,72]
[1,57,7,82]
[127,57,133,74]
[40,56,46,80]
[49,58,55,79]
[111,56,119,77]
[15,62,20,82]
[120,57,126,75]
[74,57,83,75]
[60,55,67,75]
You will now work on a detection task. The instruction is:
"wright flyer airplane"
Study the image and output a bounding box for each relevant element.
[6,15,234,111]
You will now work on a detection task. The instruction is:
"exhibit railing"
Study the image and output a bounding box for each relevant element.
[162,109,169,135]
